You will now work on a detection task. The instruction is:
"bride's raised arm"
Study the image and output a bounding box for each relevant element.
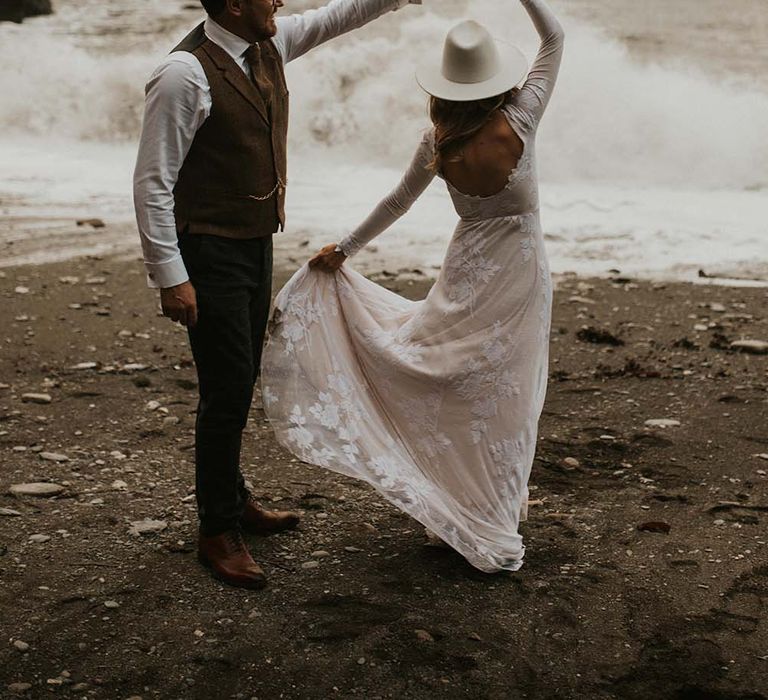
[511,0,565,129]
[337,132,436,258]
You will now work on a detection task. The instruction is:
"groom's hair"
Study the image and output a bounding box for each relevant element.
[200,0,227,17]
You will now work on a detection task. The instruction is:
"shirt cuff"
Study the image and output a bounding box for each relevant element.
[144,255,190,289]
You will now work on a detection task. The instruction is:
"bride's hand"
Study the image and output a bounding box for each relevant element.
[309,244,347,273]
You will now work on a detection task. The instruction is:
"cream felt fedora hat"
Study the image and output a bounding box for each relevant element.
[416,20,528,102]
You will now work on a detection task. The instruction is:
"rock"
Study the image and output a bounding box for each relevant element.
[0,0,52,23]
[76,219,106,229]
[111,480,128,490]
[730,340,768,355]
[7,682,32,694]
[310,550,330,558]
[644,419,681,429]
[59,276,80,285]
[0,507,22,516]
[576,326,625,346]
[128,519,167,536]
[568,296,596,305]
[562,457,580,469]
[343,546,362,553]
[13,640,30,652]
[754,454,768,461]
[709,302,726,312]
[162,416,180,427]
[14,286,29,294]
[40,452,70,462]
[104,600,120,609]
[637,521,671,534]
[29,534,51,543]
[71,362,98,370]
[414,629,435,642]
[146,400,162,411]
[301,560,320,570]
[21,393,51,404]
[10,482,64,497]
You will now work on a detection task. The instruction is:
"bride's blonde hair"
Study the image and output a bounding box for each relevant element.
[428,89,518,173]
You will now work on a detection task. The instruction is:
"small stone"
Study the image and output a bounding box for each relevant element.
[693,324,708,332]
[117,329,133,338]
[29,534,51,543]
[709,303,726,312]
[468,632,483,641]
[730,340,768,355]
[59,276,80,285]
[753,454,768,461]
[77,219,106,229]
[104,600,120,609]
[10,482,65,497]
[13,640,30,652]
[7,682,32,694]
[111,480,128,490]
[311,550,330,558]
[84,276,107,285]
[357,657,366,665]
[146,400,162,411]
[14,286,29,294]
[0,507,22,516]
[121,363,148,372]
[644,419,681,429]
[562,457,580,469]
[110,450,127,460]
[301,560,320,570]
[71,362,98,370]
[637,521,671,534]
[414,629,434,642]
[163,416,180,426]
[343,546,362,553]
[128,519,167,536]
[40,452,70,462]
[21,393,51,404]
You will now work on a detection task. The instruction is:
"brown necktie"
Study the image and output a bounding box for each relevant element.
[244,43,274,110]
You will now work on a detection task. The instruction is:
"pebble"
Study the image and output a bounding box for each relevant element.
[59,276,80,284]
[29,534,51,543]
[357,657,366,665]
[344,546,363,553]
[163,416,180,426]
[111,480,128,490]
[310,550,330,558]
[104,600,120,609]
[110,450,127,460]
[730,340,768,355]
[71,362,98,370]
[10,482,65,497]
[0,507,22,516]
[39,452,70,462]
[85,276,107,285]
[644,419,681,429]
[21,393,51,404]
[7,683,32,694]
[13,640,30,652]
[562,457,580,469]
[301,560,320,570]
[128,519,167,536]
[146,400,162,411]
[414,629,435,642]
[14,286,30,294]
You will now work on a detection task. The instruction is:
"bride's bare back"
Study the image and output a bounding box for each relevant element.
[441,111,525,198]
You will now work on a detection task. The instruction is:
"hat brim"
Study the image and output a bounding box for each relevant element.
[415,41,529,102]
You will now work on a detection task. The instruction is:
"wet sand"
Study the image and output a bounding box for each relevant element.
[1,253,767,698]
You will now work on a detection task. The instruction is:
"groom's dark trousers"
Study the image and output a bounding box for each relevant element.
[180,233,273,536]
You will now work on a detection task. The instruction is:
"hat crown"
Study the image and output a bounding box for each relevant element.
[441,20,501,85]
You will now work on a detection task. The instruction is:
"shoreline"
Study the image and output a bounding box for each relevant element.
[1,251,767,697]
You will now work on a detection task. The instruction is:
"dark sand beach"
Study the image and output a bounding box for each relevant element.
[1,253,767,698]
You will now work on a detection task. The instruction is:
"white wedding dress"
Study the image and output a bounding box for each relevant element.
[261,0,563,572]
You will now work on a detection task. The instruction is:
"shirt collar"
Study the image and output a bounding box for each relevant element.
[203,16,252,62]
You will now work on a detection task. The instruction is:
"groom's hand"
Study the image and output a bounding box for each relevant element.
[309,244,347,273]
[160,281,198,328]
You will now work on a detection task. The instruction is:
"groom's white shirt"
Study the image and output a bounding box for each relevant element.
[134,0,419,290]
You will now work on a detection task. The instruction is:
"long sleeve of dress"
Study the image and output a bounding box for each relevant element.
[338,133,436,257]
[508,0,564,131]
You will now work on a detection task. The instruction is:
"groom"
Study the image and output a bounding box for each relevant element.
[133,0,420,589]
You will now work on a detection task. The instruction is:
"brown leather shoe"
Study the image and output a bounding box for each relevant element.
[198,530,267,590]
[241,495,300,536]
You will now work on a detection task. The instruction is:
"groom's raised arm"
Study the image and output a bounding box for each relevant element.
[274,0,421,64]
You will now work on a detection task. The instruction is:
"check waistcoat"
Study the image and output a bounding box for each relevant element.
[171,24,288,239]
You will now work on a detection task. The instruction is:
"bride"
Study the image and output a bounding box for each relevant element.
[261,0,564,573]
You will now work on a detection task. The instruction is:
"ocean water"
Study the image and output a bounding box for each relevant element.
[0,0,766,281]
